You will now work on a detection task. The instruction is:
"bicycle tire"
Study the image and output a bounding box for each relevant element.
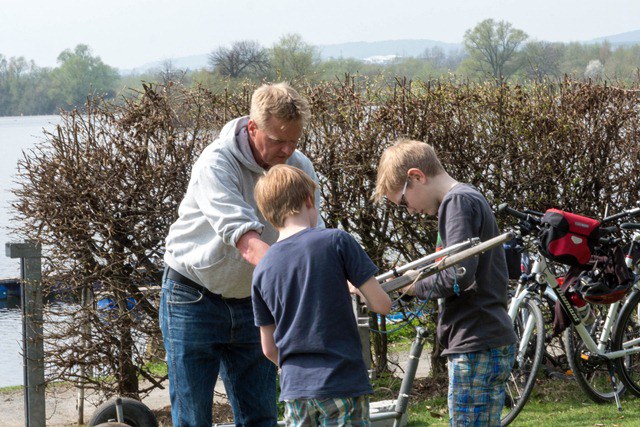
[501,297,544,426]
[563,304,624,403]
[538,290,570,376]
[613,289,640,397]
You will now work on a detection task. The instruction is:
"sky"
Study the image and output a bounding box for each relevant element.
[2,0,639,70]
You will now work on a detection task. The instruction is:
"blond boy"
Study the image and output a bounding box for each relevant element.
[252,164,391,426]
[374,139,516,426]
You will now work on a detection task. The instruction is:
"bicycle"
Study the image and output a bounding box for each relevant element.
[500,208,566,425]
[560,209,640,403]
[499,203,640,413]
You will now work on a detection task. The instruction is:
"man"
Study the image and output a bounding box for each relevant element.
[160,83,323,426]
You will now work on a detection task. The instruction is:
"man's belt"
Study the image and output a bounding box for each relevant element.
[165,266,249,301]
[165,266,214,296]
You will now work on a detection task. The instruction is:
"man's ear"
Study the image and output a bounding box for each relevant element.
[247,119,258,136]
[407,168,427,183]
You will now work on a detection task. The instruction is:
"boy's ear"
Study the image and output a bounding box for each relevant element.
[305,195,314,209]
[407,168,427,183]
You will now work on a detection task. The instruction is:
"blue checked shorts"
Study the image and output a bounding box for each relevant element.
[284,395,370,426]
[447,344,516,426]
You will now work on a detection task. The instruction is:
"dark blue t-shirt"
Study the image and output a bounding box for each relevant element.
[252,227,378,401]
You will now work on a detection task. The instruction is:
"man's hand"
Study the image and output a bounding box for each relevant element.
[236,230,270,266]
[348,281,365,301]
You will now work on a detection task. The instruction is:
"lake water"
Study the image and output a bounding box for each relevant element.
[0,115,60,387]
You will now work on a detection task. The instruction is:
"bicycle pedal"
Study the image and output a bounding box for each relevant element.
[580,353,589,361]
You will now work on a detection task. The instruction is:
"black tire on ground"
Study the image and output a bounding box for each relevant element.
[563,304,625,403]
[613,289,640,397]
[88,397,158,427]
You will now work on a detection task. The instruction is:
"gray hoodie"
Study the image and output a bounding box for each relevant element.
[164,116,324,298]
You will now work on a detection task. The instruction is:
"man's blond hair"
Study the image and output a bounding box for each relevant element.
[250,82,310,129]
[255,164,318,228]
[373,139,445,202]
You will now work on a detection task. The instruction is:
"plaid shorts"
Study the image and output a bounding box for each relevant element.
[447,344,516,427]
[284,395,370,426]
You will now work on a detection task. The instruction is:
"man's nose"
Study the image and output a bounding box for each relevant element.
[282,143,296,156]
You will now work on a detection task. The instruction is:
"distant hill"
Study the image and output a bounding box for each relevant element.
[120,54,211,75]
[120,31,640,75]
[589,29,640,46]
[120,39,463,74]
[317,39,462,60]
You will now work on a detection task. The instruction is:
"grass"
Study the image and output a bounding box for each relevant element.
[403,375,640,426]
[145,358,168,377]
[0,384,23,393]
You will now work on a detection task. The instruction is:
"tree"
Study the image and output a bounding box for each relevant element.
[155,59,188,86]
[12,84,214,397]
[521,41,564,81]
[585,59,604,80]
[462,19,528,80]
[269,33,319,80]
[49,44,119,110]
[209,40,269,79]
[0,55,54,116]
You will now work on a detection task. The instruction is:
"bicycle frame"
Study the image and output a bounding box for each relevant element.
[532,256,640,361]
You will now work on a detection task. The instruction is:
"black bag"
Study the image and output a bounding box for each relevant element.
[503,240,523,280]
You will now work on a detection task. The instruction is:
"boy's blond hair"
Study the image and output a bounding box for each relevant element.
[373,138,445,202]
[255,164,318,228]
[250,82,311,129]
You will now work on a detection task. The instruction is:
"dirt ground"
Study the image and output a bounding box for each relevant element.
[0,380,232,426]
[0,350,432,426]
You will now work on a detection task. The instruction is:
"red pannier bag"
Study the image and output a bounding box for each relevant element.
[538,209,601,266]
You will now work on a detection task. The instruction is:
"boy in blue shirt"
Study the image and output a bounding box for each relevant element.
[252,164,392,426]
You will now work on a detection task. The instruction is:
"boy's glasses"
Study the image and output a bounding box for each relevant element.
[398,177,410,209]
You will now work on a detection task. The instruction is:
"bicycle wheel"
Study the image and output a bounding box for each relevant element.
[613,290,640,397]
[563,304,624,403]
[501,297,544,426]
[538,290,570,377]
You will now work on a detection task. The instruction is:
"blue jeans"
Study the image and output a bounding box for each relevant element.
[159,269,277,426]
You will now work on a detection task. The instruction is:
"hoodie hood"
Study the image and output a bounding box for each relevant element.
[219,116,265,174]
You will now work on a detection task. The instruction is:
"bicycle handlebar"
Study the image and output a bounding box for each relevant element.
[602,207,640,224]
[497,203,528,221]
[497,204,542,234]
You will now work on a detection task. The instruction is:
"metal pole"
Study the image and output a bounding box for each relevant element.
[6,242,45,427]
[353,297,372,374]
[77,286,91,425]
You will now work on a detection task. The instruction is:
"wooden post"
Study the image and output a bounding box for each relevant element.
[6,242,45,427]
